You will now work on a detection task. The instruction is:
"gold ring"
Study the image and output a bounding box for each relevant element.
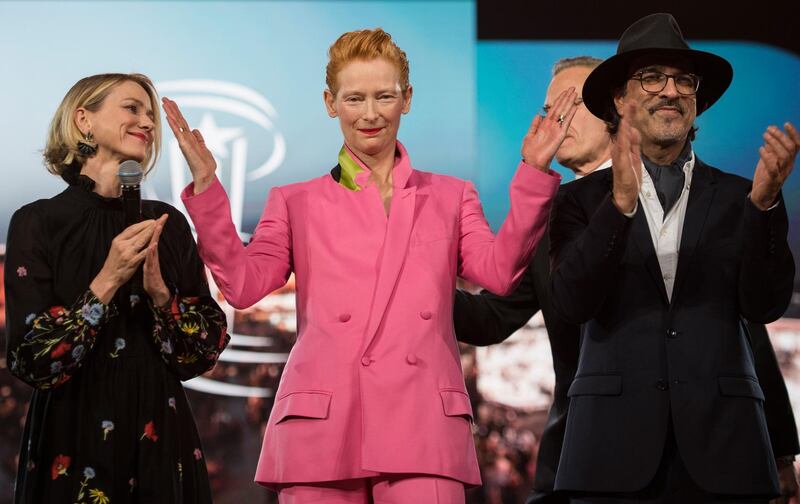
[557,114,565,126]
[178,127,185,133]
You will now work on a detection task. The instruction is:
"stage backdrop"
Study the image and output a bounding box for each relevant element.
[1,1,799,503]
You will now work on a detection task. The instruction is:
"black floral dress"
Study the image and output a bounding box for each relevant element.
[4,175,229,504]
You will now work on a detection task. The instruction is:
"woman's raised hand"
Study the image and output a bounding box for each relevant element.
[90,219,159,304]
[162,97,217,194]
[143,214,171,307]
[521,87,579,172]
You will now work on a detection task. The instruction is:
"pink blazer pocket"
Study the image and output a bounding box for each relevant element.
[440,389,474,423]
[273,391,332,424]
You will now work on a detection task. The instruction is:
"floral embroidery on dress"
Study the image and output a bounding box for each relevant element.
[51,341,72,359]
[168,397,176,411]
[141,421,158,442]
[13,290,115,389]
[109,338,126,358]
[177,353,198,364]
[49,306,66,320]
[51,454,70,480]
[101,420,114,440]
[88,488,110,504]
[193,448,203,460]
[76,466,96,502]
[72,344,86,359]
[161,339,174,355]
[149,295,229,378]
[80,302,105,326]
[181,321,200,334]
[17,265,28,277]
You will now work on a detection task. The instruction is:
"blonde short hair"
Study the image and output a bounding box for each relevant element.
[326,28,410,96]
[44,73,161,178]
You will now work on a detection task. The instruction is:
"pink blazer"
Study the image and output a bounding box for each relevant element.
[182,142,560,487]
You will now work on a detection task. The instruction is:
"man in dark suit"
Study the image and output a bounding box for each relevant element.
[455,56,611,504]
[455,52,800,503]
[548,12,799,503]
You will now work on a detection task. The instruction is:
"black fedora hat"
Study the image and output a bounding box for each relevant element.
[583,13,733,122]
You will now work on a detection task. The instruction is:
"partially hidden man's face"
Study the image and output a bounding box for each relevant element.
[613,60,698,149]
[544,66,610,175]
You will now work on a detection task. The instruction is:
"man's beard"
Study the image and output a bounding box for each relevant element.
[647,98,691,147]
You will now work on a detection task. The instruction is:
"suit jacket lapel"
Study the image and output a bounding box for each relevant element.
[600,169,669,305]
[670,160,716,308]
[361,141,417,350]
[629,204,671,305]
[363,185,416,348]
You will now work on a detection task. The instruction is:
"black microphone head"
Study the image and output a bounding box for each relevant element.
[118,160,144,187]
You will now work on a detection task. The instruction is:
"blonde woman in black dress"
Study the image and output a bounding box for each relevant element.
[5,73,229,503]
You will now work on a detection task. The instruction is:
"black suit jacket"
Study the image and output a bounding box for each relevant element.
[548,159,794,495]
[746,322,799,459]
[454,203,798,503]
[454,232,577,503]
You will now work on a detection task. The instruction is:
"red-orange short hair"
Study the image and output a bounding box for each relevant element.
[326,28,410,96]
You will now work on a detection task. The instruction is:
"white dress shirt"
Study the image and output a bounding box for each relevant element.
[574,153,694,299]
[573,158,612,180]
[637,152,696,300]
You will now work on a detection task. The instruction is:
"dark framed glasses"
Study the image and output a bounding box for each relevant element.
[629,71,701,95]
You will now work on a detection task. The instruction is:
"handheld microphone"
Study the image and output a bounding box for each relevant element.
[118,160,145,300]
[119,160,143,227]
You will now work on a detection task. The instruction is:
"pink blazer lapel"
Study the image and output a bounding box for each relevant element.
[360,142,417,350]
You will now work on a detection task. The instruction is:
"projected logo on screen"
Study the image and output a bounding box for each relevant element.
[150,79,286,237]
[149,80,290,398]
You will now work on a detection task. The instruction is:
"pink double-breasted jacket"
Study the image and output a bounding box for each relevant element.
[181,142,560,487]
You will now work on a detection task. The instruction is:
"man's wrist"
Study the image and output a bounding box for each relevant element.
[612,192,637,215]
[749,192,779,212]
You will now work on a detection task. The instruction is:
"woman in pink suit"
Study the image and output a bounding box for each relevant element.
[163,28,576,503]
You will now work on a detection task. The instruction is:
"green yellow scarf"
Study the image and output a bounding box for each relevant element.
[337,146,364,191]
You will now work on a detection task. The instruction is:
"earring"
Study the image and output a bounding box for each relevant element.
[77,131,97,156]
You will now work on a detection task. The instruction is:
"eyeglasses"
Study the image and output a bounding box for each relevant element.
[629,71,701,95]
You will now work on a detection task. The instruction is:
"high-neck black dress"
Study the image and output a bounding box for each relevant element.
[4,175,229,504]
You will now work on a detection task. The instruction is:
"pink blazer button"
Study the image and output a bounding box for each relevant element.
[420,311,433,320]
[339,313,351,323]
[361,356,371,366]
[406,353,418,365]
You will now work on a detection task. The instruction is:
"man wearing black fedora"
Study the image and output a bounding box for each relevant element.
[548,12,799,503]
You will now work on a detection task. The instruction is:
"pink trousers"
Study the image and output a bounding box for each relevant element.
[276,475,466,503]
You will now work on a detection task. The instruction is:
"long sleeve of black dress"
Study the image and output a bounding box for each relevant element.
[145,205,229,381]
[5,204,116,389]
